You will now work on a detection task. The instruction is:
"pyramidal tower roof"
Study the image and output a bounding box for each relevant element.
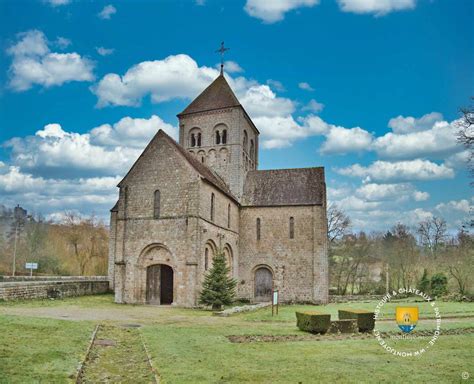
[178,74,241,116]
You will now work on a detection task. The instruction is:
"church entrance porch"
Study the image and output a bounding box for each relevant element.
[254,266,273,302]
[146,264,174,305]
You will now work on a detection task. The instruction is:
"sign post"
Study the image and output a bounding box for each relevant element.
[272,290,279,316]
[25,262,38,277]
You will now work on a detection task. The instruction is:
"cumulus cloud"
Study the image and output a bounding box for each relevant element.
[98,4,117,19]
[219,61,244,73]
[240,85,295,118]
[336,159,455,182]
[302,99,324,113]
[55,37,71,49]
[266,79,285,92]
[244,0,319,23]
[298,82,314,91]
[436,199,472,214]
[44,0,71,6]
[374,118,461,159]
[321,126,373,154]
[96,47,115,56]
[388,112,443,134]
[7,30,94,91]
[5,115,176,178]
[337,0,416,16]
[355,183,429,202]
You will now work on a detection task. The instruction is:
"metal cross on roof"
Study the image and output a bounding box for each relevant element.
[216,41,229,74]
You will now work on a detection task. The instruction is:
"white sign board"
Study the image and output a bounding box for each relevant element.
[25,262,38,270]
[272,290,278,305]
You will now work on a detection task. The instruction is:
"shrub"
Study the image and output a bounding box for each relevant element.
[338,309,375,332]
[417,269,430,293]
[328,319,358,334]
[295,311,331,334]
[430,273,448,298]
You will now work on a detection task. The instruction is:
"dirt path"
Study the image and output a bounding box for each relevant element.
[77,325,157,383]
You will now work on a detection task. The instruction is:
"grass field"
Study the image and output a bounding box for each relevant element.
[0,295,473,383]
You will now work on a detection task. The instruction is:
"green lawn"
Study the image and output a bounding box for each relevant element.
[0,295,473,383]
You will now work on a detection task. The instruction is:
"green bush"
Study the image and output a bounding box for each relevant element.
[430,273,448,298]
[417,268,430,293]
[295,311,331,334]
[338,309,375,332]
[328,319,358,334]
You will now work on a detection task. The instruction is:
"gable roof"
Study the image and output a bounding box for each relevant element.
[242,168,326,207]
[178,74,241,116]
[117,130,238,203]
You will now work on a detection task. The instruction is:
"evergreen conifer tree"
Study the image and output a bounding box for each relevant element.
[199,250,237,310]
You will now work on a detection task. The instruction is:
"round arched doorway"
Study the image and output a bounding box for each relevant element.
[146,264,174,305]
[254,266,273,302]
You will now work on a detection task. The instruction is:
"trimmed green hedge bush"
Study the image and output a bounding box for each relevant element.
[338,309,375,332]
[328,319,358,334]
[296,311,331,334]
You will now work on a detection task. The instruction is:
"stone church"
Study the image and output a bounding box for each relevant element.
[108,72,328,306]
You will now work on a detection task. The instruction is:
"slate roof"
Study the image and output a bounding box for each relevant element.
[178,74,241,116]
[242,168,326,207]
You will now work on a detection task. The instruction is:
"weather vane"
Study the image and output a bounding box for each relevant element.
[216,41,229,74]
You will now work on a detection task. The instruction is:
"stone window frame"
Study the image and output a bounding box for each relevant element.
[210,193,215,221]
[289,216,295,239]
[154,190,161,219]
[189,127,202,148]
[256,217,261,241]
[214,123,228,145]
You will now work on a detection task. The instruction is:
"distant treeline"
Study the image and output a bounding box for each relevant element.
[0,207,108,276]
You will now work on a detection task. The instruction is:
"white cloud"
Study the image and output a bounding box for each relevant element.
[244,0,319,23]
[374,118,461,159]
[96,47,115,56]
[298,82,314,91]
[321,126,373,154]
[5,115,176,178]
[7,30,94,91]
[337,0,416,16]
[220,61,244,73]
[355,183,429,202]
[55,37,71,49]
[436,199,472,214]
[98,4,117,19]
[267,79,285,92]
[44,0,71,6]
[240,85,295,118]
[388,112,443,134]
[337,196,381,211]
[302,99,324,113]
[337,159,455,182]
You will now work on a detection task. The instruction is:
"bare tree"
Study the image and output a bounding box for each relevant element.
[446,230,474,296]
[457,97,474,180]
[417,217,447,257]
[327,203,351,242]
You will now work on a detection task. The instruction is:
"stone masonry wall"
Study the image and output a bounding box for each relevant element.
[0,277,109,301]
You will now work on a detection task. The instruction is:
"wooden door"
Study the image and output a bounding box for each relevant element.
[254,267,272,301]
[146,265,161,305]
[160,265,173,305]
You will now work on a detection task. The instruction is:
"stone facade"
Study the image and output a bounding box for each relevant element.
[109,73,328,307]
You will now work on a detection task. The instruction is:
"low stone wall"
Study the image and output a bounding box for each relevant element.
[329,294,384,303]
[0,277,109,301]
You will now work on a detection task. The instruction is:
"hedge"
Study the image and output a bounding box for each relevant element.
[328,319,358,334]
[338,309,375,332]
[296,311,331,334]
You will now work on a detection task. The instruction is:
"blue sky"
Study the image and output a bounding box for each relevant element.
[0,0,472,232]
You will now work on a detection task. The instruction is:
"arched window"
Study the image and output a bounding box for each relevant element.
[289,217,294,239]
[154,190,161,219]
[211,193,215,221]
[227,204,231,228]
[243,130,248,152]
[215,131,221,145]
[191,134,196,147]
[222,130,227,144]
[205,248,209,271]
[189,128,202,148]
[250,139,254,161]
[197,132,202,147]
[256,218,261,240]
